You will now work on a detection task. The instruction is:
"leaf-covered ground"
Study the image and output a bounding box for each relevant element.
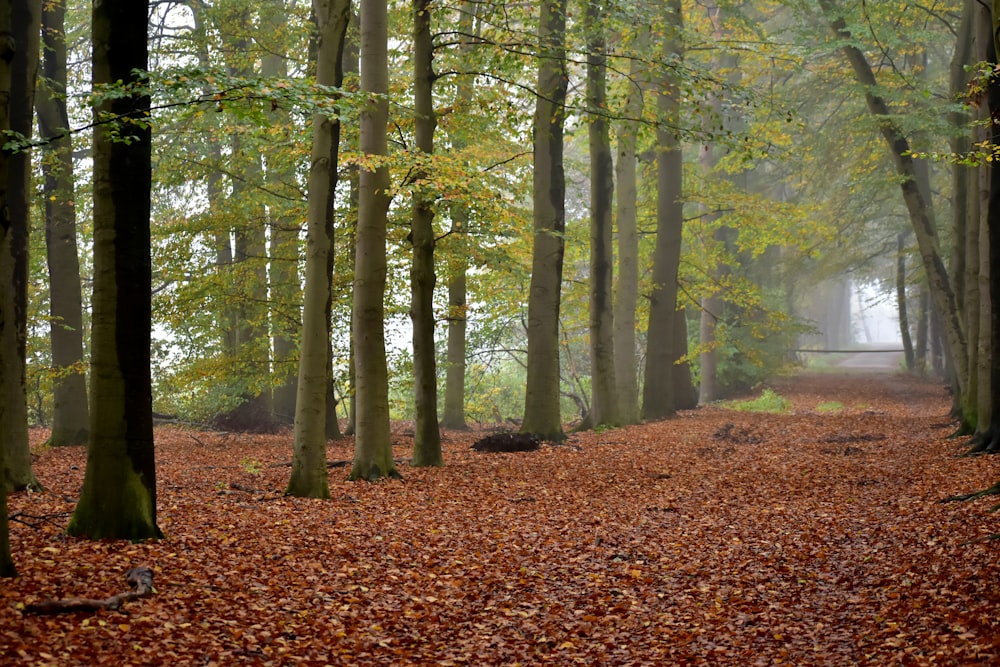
[4,371,1000,665]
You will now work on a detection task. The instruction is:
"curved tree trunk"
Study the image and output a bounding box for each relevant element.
[286,0,350,498]
[350,0,398,480]
[68,0,160,540]
[522,0,568,441]
[409,0,443,466]
[822,1,968,398]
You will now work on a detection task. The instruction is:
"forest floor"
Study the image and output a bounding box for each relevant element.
[4,370,1000,666]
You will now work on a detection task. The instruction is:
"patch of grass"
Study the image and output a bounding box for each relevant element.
[816,401,844,414]
[725,388,792,414]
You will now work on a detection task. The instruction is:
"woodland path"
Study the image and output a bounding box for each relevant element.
[3,370,1000,665]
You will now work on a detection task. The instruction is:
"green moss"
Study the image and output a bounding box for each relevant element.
[816,401,844,413]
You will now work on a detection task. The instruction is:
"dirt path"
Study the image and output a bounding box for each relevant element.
[4,371,1000,665]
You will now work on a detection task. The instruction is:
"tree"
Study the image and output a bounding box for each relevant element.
[583,0,618,429]
[286,0,351,499]
[819,0,968,399]
[643,0,694,420]
[2,0,40,489]
[440,1,477,432]
[262,0,301,426]
[350,0,398,480]
[409,0,443,466]
[67,0,161,540]
[0,0,18,577]
[612,24,647,425]
[36,0,89,447]
[522,0,568,441]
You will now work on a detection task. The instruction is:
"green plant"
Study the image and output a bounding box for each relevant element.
[816,401,844,413]
[724,387,791,414]
[240,457,264,476]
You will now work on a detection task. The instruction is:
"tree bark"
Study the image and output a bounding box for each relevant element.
[441,1,477,431]
[897,232,915,370]
[0,0,19,576]
[643,0,687,420]
[68,0,160,540]
[2,0,40,490]
[612,27,646,425]
[521,0,568,441]
[262,0,300,426]
[286,0,350,498]
[409,0,443,466]
[350,0,399,480]
[585,0,619,428]
[36,0,88,448]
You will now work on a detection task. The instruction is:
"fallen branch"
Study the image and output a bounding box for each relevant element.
[8,511,71,529]
[23,567,155,615]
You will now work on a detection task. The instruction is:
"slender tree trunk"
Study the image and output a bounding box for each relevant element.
[409,0,443,466]
[68,0,160,540]
[916,286,929,375]
[350,0,398,480]
[897,232,915,370]
[973,3,992,439]
[262,0,300,425]
[584,0,619,428]
[643,0,687,420]
[441,2,476,431]
[340,9,360,438]
[522,0,568,441]
[0,0,19,576]
[822,1,968,396]
[36,0,88,447]
[612,28,646,426]
[286,0,350,498]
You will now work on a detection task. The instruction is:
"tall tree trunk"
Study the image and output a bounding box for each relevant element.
[521,0,568,441]
[643,0,687,420]
[68,0,160,540]
[612,27,646,425]
[36,0,89,447]
[409,0,443,466]
[0,0,19,576]
[973,3,992,439]
[286,0,350,498]
[2,0,40,490]
[982,3,1000,452]
[262,0,300,425]
[441,1,476,431]
[821,1,968,396]
[584,0,618,428]
[350,0,398,480]
[339,8,360,438]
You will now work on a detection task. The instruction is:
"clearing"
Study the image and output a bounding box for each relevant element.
[3,370,1000,665]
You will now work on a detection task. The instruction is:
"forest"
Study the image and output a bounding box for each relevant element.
[2,0,1000,663]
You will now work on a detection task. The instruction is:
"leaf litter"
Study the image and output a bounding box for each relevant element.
[4,372,1000,665]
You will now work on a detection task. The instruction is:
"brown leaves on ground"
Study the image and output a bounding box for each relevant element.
[4,372,1000,665]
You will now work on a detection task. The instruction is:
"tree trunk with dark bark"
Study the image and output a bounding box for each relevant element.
[68,0,160,540]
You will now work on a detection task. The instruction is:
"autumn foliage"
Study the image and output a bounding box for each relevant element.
[3,372,1000,665]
